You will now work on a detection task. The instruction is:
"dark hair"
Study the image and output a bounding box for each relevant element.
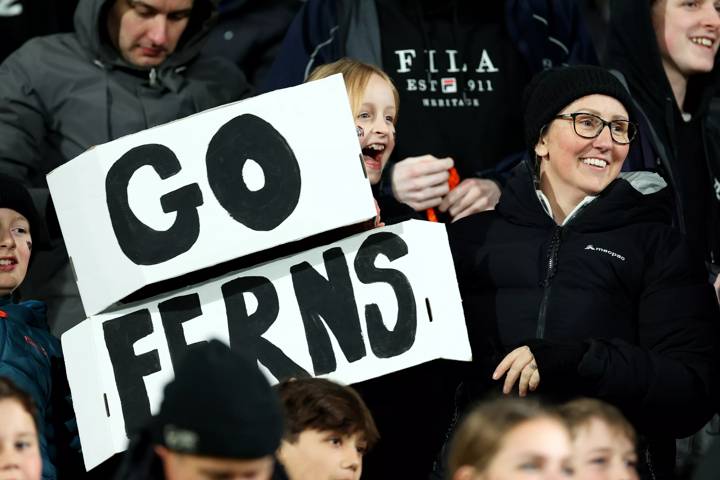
[275,378,379,449]
[0,376,39,432]
[448,397,565,474]
[558,398,637,446]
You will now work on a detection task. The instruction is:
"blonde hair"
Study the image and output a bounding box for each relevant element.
[558,398,637,446]
[307,58,399,123]
[448,398,564,474]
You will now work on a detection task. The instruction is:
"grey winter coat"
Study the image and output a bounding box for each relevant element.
[0,0,250,333]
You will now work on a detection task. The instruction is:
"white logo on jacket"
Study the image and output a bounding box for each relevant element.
[714,177,720,201]
[585,245,626,262]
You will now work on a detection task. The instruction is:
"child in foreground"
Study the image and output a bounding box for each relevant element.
[274,377,379,480]
[559,398,639,480]
[0,376,43,480]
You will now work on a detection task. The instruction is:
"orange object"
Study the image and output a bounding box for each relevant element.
[0,310,6,318]
[426,167,460,222]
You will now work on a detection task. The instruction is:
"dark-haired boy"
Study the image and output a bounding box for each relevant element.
[274,378,379,480]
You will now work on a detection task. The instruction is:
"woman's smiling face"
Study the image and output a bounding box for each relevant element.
[536,94,630,206]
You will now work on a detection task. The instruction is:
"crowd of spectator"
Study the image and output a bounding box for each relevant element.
[1,0,719,479]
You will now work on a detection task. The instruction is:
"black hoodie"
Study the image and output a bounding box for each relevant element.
[606,0,720,265]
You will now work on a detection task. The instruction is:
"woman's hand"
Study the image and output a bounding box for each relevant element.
[493,346,540,396]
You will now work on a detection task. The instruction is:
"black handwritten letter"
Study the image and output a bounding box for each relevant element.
[206,114,301,231]
[106,144,203,265]
[291,247,366,375]
[158,294,206,370]
[103,309,161,437]
[223,276,309,380]
[354,232,417,358]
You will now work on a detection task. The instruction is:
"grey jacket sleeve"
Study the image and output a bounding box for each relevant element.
[0,47,49,185]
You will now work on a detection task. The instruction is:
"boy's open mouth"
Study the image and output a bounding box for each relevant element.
[0,257,17,271]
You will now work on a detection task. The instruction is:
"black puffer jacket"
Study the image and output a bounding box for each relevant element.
[449,163,719,441]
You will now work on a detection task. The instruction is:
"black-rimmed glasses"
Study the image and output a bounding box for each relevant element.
[554,112,637,145]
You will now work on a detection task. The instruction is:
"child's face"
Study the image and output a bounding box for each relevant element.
[482,418,573,480]
[356,74,397,185]
[278,429,367,480]
[0,398,42,480]
[570,418,638,480]
[0,208,32,297]
[652,0,720,81]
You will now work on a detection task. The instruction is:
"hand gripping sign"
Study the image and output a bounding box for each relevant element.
[62,220,471,470]
[47,74,375,317]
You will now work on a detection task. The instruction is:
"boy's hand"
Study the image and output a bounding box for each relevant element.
[714,273,720,304]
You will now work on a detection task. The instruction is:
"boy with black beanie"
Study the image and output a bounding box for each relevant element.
[115,340,284,480]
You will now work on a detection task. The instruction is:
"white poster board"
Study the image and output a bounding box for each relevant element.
[62,220,471,470]
[47,75,375,316]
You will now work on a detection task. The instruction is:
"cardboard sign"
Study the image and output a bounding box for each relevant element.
[47,75,375,316]
[62,220,471,470]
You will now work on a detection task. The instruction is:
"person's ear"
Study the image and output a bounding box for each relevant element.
[276,441,289,464]
[154,445,170,461]
[452,465,482,480]
[534,128,549,158]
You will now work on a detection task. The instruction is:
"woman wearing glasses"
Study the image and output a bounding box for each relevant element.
[447,65,719,478]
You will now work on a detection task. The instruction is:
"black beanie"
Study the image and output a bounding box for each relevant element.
[0,174,45,245]
[153,340,284,459]
[523,65,635,150]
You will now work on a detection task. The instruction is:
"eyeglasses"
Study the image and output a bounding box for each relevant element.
[553,112,637,145]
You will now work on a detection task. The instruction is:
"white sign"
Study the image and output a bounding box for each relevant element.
[47,75,375,316]
[62,220,471,470]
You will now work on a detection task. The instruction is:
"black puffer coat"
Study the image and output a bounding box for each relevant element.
[449,163,719,443]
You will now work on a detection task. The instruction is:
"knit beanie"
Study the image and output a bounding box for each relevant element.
[523,65,636,149]
[153,339,284,459]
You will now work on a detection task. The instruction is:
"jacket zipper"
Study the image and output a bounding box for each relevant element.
[536,226,562,339]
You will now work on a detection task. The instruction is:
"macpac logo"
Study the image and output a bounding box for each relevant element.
[585,244,626,262]
[714,177,720,201]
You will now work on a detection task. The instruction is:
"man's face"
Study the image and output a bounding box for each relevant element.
[106,0,194,67]
[155,446,274,480]
[277,430,366,480]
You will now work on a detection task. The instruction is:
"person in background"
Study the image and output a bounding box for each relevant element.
[0,0,250,335]
[0,377,43,480]
[263,0,598,225]
[559,398,639,480]
[449,64,719,479]
[606,0,720,300]
[0,0,78,63]
[274,378,379,480]
[202,0,302,88]
[448,397,573,480]
[114,340,284,480]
